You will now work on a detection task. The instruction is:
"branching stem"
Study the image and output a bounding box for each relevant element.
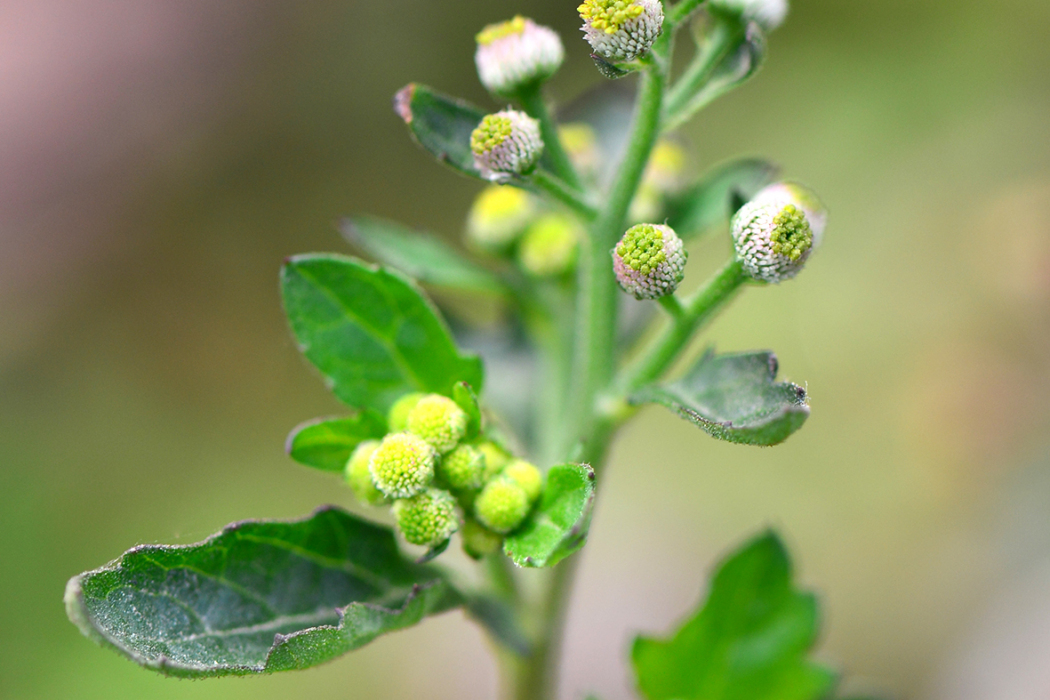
[529,170,598,220]
[518,83,583,191]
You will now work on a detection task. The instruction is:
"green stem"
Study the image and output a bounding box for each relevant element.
[529,170,598,221]
[518,83,583,191]
[663,20,743,131]
[510,557,580,700]
[668,0,706,25]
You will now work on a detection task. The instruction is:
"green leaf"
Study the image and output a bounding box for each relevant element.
[281,253,484,413]
[667,159,780,239]
[285,411,387,472]
[65,507,462,678]
[632,531,837,700]
[394,83,487,180]
[339,216,506,296]
[633,349,809,446]
[504,463,596,568]
[590,53,634,80]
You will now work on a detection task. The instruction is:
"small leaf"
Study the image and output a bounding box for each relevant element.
[633,349,809,446]
[464,594,531,656]
[666,158,780,239]
[281,253,484,413]
[285,411,386,472]
[453,381,482,441]
[632,531,837,700]
[590,53,634,79]
[504,463,596,568]
[394,83,487,180]
[339,216,506,296]
[65,507,462,678]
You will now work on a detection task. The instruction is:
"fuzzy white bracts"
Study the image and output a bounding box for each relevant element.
[471,110,544,183]
[475,16,564,97]
[579,0,664,62]
[751,181,827,247]
[732,200,813,283]
[613,223,687,299]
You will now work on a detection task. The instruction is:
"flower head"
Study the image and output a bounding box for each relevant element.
[471,110,544,183]
[579,0,664,62]
[387,392,424,433]
[613,223,688,299]
[477,441,511,482]
[502,459,543,503]
[475,16,564,98]
[518,213,580,277]
[438,444,485,492]
[708,0,788,32]
[629,138,687,222]
[407,394,468,454]
[558,122,601,178]
[369,432,436,498]
[751,181,827,247]
[732,200,813,283]
[466,185,536,251]
[474,476,531,534]
[345,440,386,505]
[393,488,459,547]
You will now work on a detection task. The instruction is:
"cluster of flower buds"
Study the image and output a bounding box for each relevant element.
[579,0,665,62]
[343,391,544,556]
[707,0,788,32]
[613,223,688,299]
[731,181,825,283]
[475,16,564,98]
[471,110,544,183]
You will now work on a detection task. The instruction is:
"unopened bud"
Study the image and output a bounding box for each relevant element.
[518,213,580,277]
[474,476,530,534]
[732,200,813,283]
[407,394,468,454]
[613,223,688,299]
[558,122,601,179]
[708,0,788,32]
[475,16,564,98]
[387,392,425,433]
[438,444,485,492]
[751,181,827,247]
[477,441,512,482]
[460,517,504,559]
[393,488,459,547]
[579,0,665,62]
[471,110,544,183]
[345,440,386,505]
[502,459,543,503]
[369,432,436,498]
[467,185,536,251]
[630,139,687,222]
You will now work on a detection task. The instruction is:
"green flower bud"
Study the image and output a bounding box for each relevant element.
[502,459,543,503]
[369,432,436,498]
[613,223,688,300]
[731,200,813,283]
[558,122,601,179]
[518,213,580,277]
[393,488,459,547]
[579,0,664,62]
[708,0,788,32]
[471,110,544,183]
[387,392,425,432]
[475,16,564,98]
[751,181,827,247]
[345,440,386,505]
[438,444,485,492]
[477,441,512,481]
[407,394,468,454]
[460,517,504,559]
[474,476,530,534]
[467,185,536,251]
[629,139,687,222]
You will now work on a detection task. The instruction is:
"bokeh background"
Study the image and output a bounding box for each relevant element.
[2,0,1049,698]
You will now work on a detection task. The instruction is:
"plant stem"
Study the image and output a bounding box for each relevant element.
[518,83,583,191]
[662,20,743,131]
[529,169,598,221]
[510,557,580,700]
[668,0,706,25]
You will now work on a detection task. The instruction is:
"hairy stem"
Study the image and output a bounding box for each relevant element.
[663,20,743,131]
[518,83,583,191]
[530,170,598,220]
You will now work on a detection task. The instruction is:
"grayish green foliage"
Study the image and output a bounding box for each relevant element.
[504,463,596,568]
[667,159,780,239]
[281,253,483,413]
[285,411,387,472]
[634,349,809,446]
[394,83,487,179]
[340,216,506,296]
[631,532,836,700]
[64,507,461,678]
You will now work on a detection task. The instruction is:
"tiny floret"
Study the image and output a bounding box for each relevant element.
[438,444,485,492]
[467,185,536,250]
[369,432,436,498]
[502,459,543,503]
[474,477,531,534]
[613,223,688,300]
[475,16,564,98]
[345,440,386,505]
[387,392,425,433]
[518,213,580,277]
[471,111,544,183]
[393,488,459,547]
[732,200,813,283]
[579,0,664,62]
[407,394,468,454]
[708,0,788,32]
[752,181,827,247]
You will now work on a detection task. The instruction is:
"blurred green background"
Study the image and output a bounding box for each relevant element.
[2,0,1049,698]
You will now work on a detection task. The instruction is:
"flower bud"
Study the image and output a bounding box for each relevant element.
[629,138,687,222]
[460,517,504,559]
[579,0,664,62]
[345,440,387,505]
[369,432,436,498]
[502,459,543,503]
[613,223,688,299]
[474,476,531,534]
[477,441,512,482]
[393,488,459,547]
[438,444,485,492]
[558,122,601,179]
[708,0,788,32]
[466,185,536,251]
[731,200,813,283]
[387,392,425,433]
[471,111,544,183]
[475,16,564,98]
[751,181,827,247]
[518,213,580,277]
[407,394,468,454]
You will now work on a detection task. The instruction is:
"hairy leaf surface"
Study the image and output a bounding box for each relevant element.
[65,507,461,677]
[285,411,387,472]
[281,253,483,413]
[394,83,487,180]
[504,464,596,568]
[632,531,836,700]
[634,349,808,446]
